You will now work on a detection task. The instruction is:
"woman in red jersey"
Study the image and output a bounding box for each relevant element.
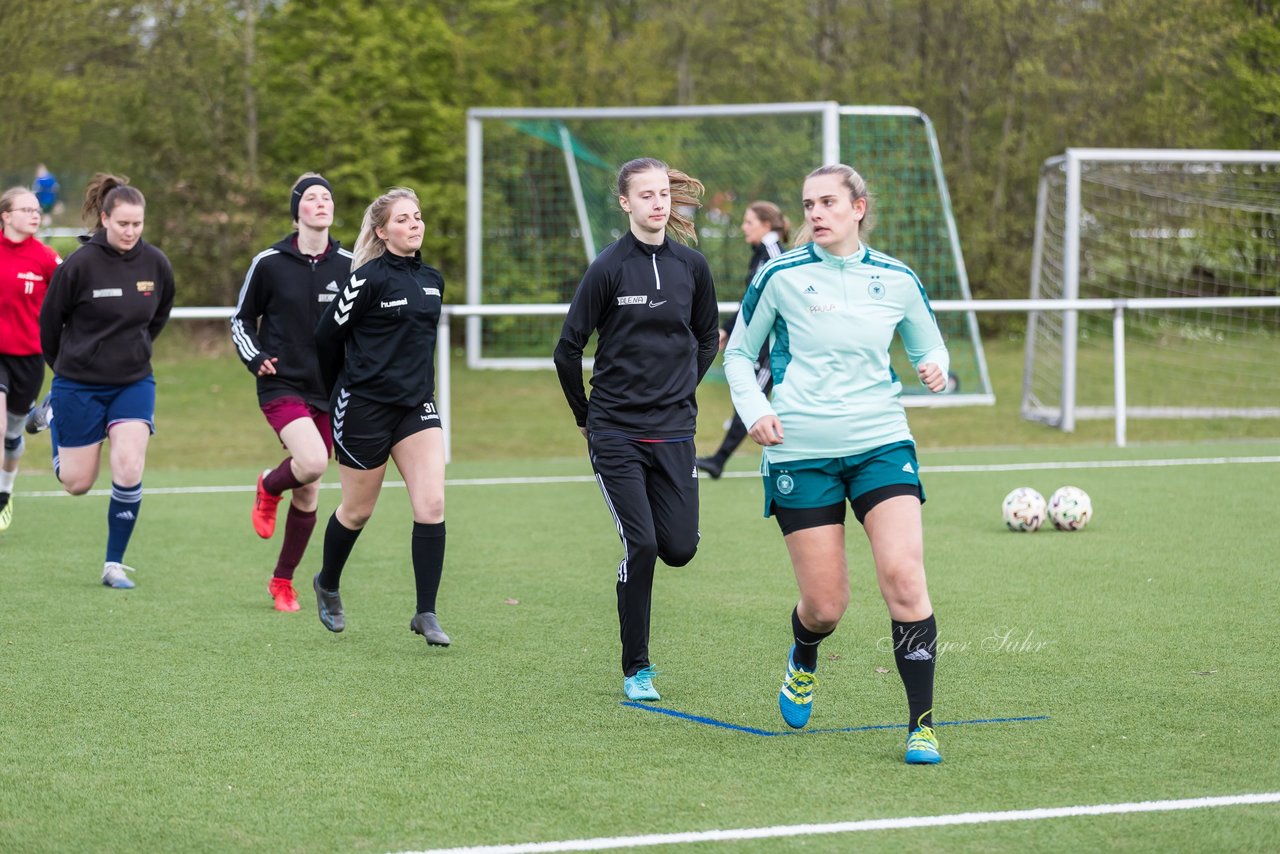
[0,187,60,532]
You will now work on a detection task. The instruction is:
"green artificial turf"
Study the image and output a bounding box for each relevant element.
[1,329,1278,851]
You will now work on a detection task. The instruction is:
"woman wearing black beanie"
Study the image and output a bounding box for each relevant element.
[230,172,353,612]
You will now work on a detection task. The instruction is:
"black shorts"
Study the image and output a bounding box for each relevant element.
[330,388,440,469]
[0,354,46,414]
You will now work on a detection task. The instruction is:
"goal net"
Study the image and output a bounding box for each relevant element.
[466,102,992,405]
[1024,149,1280,429]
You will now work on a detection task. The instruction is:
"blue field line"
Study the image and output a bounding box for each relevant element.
[620,702,1048,736]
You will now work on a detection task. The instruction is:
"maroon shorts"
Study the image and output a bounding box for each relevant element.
[261,396,333,454]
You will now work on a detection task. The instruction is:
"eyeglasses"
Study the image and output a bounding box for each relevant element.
[9,208,41,215]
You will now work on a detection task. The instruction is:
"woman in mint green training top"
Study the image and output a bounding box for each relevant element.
[723,163,949,765]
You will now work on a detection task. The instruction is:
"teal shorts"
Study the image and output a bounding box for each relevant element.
[762,440,924,518]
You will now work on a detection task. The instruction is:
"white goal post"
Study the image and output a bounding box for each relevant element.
[1024,148,1280,431]
[465,101,993,406]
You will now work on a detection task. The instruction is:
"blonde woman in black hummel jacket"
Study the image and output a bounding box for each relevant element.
[554,157,720,703]
[311,187,451,649]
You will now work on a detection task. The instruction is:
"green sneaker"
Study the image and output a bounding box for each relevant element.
[623,665,660,701]
[0,496,11,533]
[905,725,942,764]
[778,645,817,728]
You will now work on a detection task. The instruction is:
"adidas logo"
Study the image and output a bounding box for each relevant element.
[904,648,933,661]
[114,510,136,521]
[325,280,339,292]
[902,462,914,474]
[804,285,817,294]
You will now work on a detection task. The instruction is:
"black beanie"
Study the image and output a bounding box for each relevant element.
[291,175,332,221]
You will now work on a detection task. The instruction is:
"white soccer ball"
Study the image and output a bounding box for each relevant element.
[1048,486,1092,531]
[1002,487,1046,532]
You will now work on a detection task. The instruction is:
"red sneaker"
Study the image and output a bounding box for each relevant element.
[268,577,300,612]
[253,469,283,539]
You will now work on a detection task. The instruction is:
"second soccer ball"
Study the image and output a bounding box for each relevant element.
[1048,486,1093,531]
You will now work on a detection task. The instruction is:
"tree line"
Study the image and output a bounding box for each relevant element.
[2,0,1275,309]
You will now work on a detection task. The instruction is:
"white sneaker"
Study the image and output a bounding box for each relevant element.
[102,562,136,589]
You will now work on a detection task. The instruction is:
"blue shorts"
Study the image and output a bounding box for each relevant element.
[762,440,924,517]
[50,374,157,448]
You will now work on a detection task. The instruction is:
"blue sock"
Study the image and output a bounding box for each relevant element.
[106,482,142,564]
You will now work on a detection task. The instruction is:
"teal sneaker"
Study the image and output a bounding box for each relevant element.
[778,645,817,728]
[623,665,660,701]
[905,725,942,765]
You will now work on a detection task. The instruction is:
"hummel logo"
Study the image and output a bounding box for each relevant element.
[804,285,817,294]
[649,300,667,309]
[904,648,933,661]
[114,510,136,521]
[902,462,914,474]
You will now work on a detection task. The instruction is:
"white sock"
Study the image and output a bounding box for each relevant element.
[0,468,16,494]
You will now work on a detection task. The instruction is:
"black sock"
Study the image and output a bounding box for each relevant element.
[411,521,445,614]
[892,613,937,729]
[317,512,361,590]
[791,606,833,671]
[0,492,9,510]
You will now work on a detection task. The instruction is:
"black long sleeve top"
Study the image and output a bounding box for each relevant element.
[553,231,719,438]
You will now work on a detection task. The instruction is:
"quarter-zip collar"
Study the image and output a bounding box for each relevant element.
[626,230,667,291]
[812,241,867,268]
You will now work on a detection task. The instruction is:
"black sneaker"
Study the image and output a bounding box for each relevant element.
[25,394,52,435]
[313,573,345,632]
[694,456,724,479]
[410,611,451,646]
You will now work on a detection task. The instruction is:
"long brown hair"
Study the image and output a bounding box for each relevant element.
[616,157,705,245]
[82,173,145,232]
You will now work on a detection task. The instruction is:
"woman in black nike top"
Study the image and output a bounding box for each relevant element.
[34,173,175,590]
[554,157,720,701]
[231,172,352,613]
[311,187,450,647]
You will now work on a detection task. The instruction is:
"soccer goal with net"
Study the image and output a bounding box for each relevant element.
[465,102,992,406]
[1024,149,1280,430]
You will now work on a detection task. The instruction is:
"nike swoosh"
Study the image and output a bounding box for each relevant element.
[649,300,667,308]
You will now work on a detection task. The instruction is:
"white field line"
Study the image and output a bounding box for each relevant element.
[399,792,1280,854]
[21,455,1280,499]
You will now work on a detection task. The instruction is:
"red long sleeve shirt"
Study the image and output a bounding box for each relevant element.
[0,233,60,356]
